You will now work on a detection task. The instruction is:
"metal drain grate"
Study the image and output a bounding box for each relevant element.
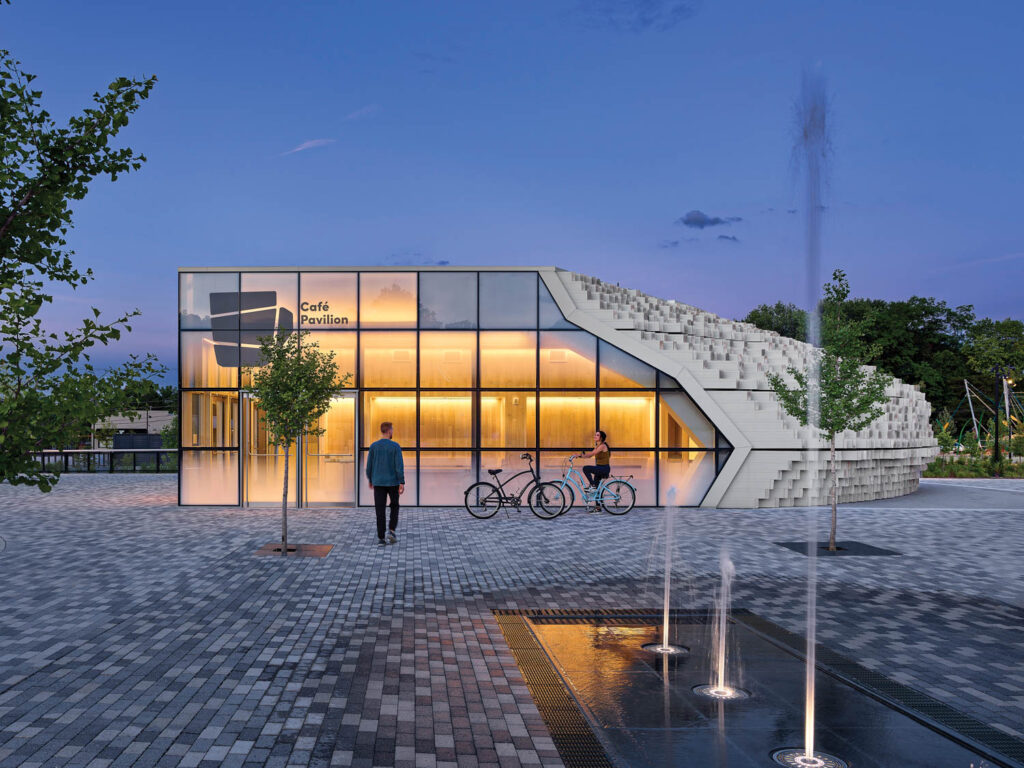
[493,613,615,768]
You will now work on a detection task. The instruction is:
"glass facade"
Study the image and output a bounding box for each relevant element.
[178,269,731,507]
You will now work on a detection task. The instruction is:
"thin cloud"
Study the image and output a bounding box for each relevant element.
[282,138,335,155]
[581,0,700,32]
[658,240,680,249]
[676,209,742,229]
[343,104,380,122]
[379,251,451,267]
[414,50,458,75]
[717,235,740,243]
[939,252,1024,272]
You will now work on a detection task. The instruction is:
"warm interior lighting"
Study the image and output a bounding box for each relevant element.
[421,393,473,447]
[360,273,417,327]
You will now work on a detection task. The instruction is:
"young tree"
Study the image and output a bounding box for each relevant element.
[243,333,347,555]
[767,270,892,551]
[1,14,162,490]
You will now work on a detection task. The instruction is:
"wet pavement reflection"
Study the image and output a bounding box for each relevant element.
[528,617,997,768]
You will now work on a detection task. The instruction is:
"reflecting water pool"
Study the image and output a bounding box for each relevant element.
[515,613,1008,768]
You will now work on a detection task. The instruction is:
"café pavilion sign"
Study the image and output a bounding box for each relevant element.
[300,300,349,327]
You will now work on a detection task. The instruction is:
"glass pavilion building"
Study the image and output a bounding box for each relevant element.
[177,266,732,508]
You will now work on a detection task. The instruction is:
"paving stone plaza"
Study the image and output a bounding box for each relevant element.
[1,476,1022,768]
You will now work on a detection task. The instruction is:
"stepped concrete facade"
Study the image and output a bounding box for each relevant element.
[542,267,938,508]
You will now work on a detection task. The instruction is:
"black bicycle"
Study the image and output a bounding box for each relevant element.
[464,453,567,520]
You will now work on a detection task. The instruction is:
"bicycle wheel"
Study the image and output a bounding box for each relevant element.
[558,483,575,515]
[465,482,502,519]
[529,482,566,519]
[601,480,636,515]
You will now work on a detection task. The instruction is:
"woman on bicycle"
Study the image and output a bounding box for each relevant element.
[574,431,611,509]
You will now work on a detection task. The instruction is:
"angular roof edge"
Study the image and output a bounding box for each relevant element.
[177,265,564,273]
[538,270,753,508]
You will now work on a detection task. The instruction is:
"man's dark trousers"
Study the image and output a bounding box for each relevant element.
[373,485,400,540]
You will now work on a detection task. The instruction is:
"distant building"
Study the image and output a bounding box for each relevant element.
[92,410,175,449]
[177,266,937,508]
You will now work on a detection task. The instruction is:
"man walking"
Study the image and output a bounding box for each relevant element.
[366,421,404,545]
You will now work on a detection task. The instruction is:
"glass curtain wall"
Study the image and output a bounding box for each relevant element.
[179,269,731,506]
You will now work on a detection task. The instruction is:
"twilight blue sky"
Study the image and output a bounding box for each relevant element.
[5,0,1023,378]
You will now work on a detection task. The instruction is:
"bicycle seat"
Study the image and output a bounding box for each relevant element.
[487,469,503,476]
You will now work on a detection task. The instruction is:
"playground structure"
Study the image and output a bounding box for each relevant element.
[944,378,1023,455]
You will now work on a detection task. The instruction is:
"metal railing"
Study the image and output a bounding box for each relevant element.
[31,449,179,473]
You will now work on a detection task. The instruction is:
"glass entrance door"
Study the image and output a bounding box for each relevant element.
[303,393,357,506]
[242,394,297,507]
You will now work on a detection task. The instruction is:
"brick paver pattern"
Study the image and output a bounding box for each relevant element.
[0,476,1022,767]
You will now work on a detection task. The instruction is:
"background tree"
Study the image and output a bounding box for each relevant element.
[767,269,892,551]
[742,301,807,341]
[0,17,161,490]
[964,318,1024,379]
[243,332,346,555]
[159,416,179,450]
[745,281,996,429]
[124,381,178,413]
[841,296,975,415]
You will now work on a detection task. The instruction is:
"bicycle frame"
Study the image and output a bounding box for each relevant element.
[491,469,536,503]
[488,456,543,507]
[556,456,635,509]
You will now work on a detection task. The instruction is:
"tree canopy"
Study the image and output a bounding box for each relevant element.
[742,284,1019,418]
[0,20,161,490]
[839,296,975,414]
[964,318,1024,381]
[244,333,345,450]
[767,270,892,441]
[742,301,807,342]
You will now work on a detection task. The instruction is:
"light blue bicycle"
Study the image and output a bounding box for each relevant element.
[553,455,636,515]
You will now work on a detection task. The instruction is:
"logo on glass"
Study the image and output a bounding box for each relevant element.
[209,291,294,366]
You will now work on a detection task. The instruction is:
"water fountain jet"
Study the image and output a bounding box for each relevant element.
[770,749,848,768]
[643,490,687,655]
[694,548,749,700]
[770,64,847,768]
